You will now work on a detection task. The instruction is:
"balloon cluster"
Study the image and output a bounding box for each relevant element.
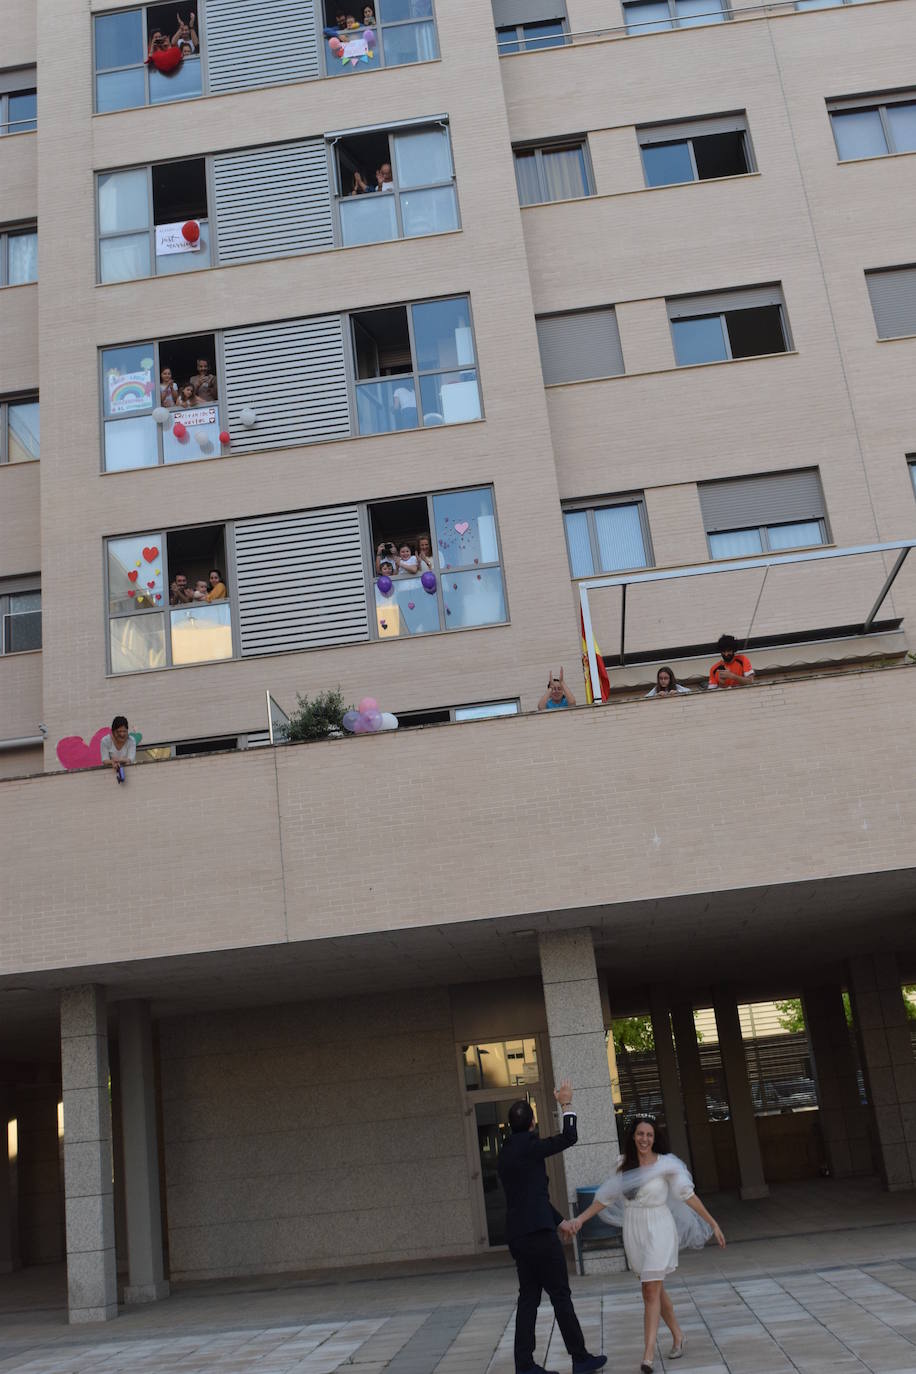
[342,696,398,735]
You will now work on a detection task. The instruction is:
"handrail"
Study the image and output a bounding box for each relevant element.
[578,539,916,701]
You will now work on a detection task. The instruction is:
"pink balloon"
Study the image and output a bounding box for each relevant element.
[365,708,382,732]
[329,36,343,51]
[358,697,378,715]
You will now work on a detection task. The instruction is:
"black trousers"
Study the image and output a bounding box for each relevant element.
[509,1229,587,1371]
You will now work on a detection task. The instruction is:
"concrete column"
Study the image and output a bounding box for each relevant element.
[713,990,768,1200]
[848,953,916,1191]
[118,1002,169,1302]
[803,982,872,1178]
[538,929,622,1273]
[648,988,690,1165]
[60,986,118,1323]
[0,1086,18,1273]
[670,1001,719,1193]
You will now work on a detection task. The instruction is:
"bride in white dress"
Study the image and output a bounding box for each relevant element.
[568,1115,725,1373]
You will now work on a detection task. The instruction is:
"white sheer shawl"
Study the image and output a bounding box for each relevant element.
[593,1154,712,1250]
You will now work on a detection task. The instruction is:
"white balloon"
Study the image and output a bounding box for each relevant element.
[239,407,257,428]
[192,429,209,448]
[152,407,171,425]
[379,712,399,731]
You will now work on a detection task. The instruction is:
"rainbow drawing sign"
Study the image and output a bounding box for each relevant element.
[108,369,153,415]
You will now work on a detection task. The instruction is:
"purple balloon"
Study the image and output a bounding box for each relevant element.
[421,570,436,593]
[365,708,383,732]
[377,575,393,595]
[342,710,360,733]
[352,714,369,734]
[364,27,375,43]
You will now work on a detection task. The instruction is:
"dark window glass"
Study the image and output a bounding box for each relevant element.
[8,91,37,133]
[725,305,786,359]
[692,131,749,179]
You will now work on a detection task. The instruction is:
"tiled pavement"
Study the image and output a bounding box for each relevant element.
[5,1192,916,1373]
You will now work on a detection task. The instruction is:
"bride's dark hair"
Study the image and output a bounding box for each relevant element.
[618,1114,670,1172]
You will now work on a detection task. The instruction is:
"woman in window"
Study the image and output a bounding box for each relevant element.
[417,533,436,572]
[206,569,227,602]
[645,667,690,699]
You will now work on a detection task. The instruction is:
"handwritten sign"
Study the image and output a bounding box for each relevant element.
[156,221,201,257]
[108,369,153,415]
[177,406,217,427]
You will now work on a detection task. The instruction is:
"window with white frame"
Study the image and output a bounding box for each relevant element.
[514,140,594,206]
[98,159,210,284]
[624,0,727,35]
[1,397,39,464]
[0,582,41,654]
[699,469,828,559]
[829,92,916,160]
[94,5,203,112]
[332,120,459,247]
[668,285,791,365]
[0,226,37,285]
[866,266,916,340]
[638,113,753,187]
[563,498,651,578]
[0,70,36,134]
[101,333,222,472]
[323,0,439,75]
[536,309,624,385]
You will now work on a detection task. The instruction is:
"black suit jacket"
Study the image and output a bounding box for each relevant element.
[497,1110,578,1242]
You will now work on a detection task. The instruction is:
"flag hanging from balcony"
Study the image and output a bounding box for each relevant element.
[580,609,611,704]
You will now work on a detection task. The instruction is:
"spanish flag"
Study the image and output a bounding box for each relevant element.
[580,609,611,704]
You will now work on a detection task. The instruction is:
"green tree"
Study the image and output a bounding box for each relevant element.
[282,688,351,743]
[776,990,916,1033]
[611,1016,654,1054]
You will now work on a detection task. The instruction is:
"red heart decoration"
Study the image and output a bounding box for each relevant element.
[142,546,158,563]
[155,594,161,601]
[56,728,109,772]
[148,47,183,74]
[127,570,138,583]
[147,581,155,589]
[128,590,136,597]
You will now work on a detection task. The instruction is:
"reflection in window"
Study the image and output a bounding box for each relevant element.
[170,603,233,665]
[624,0,726,31]
[830,97,916,160]
[496,20,568,51]
[1,590,41,653]
[1,87,37,136]
[1,398,39,464]
[335,123,458,248]
[464,1039,539,1090]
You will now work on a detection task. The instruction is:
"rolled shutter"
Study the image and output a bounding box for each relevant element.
[866,266,916,339]
[223,315,351,452]
[668,284,783,319]
[492,0,566,24]
[699,469,825,532]
[213,141,333,265]
[638,113,748,143]
[234,506,369,655]
[536,309,624,384]
[204,0,319,94]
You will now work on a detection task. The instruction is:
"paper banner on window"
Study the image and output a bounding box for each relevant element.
[340,36,369,62]
[156,222,201,256]
[178,406,217,427]
[108,369,153,414]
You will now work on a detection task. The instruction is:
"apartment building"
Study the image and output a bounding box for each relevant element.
[2,0,916,1323]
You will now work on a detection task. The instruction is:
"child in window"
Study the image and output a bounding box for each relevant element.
[177,383,199,409]
[192,579,209,602]
[397,543,419,577]
[160,367,178,408]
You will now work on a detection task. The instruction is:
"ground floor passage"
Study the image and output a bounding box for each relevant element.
[4,1203,916,1373]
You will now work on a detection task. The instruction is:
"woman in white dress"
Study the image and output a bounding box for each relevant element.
[568,1115,725,1373]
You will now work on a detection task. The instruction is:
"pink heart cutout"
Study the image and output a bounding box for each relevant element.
[56,727,108,772]
[454,522,469,536]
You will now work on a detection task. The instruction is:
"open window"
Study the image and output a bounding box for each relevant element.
[323,1,439,77]
[101,332,221,471]
[98,158,210,284]
[333,121,458,247]
[94,4,202,113]
[638,114,753,188]
[668,286,791,366]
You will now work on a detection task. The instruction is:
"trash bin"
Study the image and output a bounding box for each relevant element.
[573,1186,624,1275]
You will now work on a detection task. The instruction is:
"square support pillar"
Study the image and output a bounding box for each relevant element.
[60,986,118,1323]
[118,1002,169,1303]
[713,990,768,1200]
[538,929,622,1273]
[848,954,916,1191]
[0,1086,18,1274]
[670,1001,719,1193]
[648,988,690,1166]
[803,983,872,1178]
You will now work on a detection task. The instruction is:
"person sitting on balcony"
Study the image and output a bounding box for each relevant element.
[708,634,754,689]
[538,667,576,711]
[417,533,436,572]
[177,383,199,409]
[190,358,218,404]
[170,572,193,605]
[100,716,136,782]
[396,543,419,577]
[159,367,179,408]
[645,666,691,698]
[171,12,199,52]
[206,569,228,602]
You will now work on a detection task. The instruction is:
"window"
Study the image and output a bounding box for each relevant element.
[1,227,38,286]
[699,470,828,558]
[333,121,459,247]
[323,0,439,76]
[829,93,916,160]
[101,333,221,472]
[107,526,231,674]
[1,397,39,464]
[668,286,790,365]
[866,267,916,340]
[493,0,568,49]
[796,0,865,11]
[97,159,210,283]
[638,114,753,187]
[94,5,202,112]
[352,296,481,435]
[0,71,37,134]
[536,309,624,385]
[909,458,916,499]
[0,585,40,654]
[514,141,594,206]
[370,488,507,639]
[398,700,520,728]
[562,499,651,578]
[624,0,726,34]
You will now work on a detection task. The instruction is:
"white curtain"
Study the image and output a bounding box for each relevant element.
[564,511,593,578]
[8,232,37,284]
[595,505,647,572]
[541,146,589,201]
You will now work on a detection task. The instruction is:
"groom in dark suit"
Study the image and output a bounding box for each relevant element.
[497,1079,606,1374]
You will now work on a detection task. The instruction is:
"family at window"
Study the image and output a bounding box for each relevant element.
[169,570,227,605]
[325,8,376,33]
[352,163,394,194]
[375,533,436,578]
[148,11,198,60]
[542,634,755,709]
[159,357,218,408]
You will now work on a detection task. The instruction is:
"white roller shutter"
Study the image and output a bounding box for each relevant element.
[536,308,624,384]
[223,315,351,452]
[866,266,916,339]
[699,469,825,532]
[234,506,370,656]
[668,284,783,319]
[205,0,320,94]
[213,141,333,265]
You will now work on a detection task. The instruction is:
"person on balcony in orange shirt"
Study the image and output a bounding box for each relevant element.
[708,634,754,689]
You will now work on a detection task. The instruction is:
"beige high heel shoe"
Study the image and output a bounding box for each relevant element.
[669,1335,687,1359]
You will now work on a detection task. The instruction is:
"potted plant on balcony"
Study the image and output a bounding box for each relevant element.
[282,688,351,743]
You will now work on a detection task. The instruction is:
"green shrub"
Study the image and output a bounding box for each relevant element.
[282,688,351,743]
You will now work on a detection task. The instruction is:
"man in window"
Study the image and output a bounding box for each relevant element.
[708,634,754,689]
[190,358,218,404]
[169,572,193,605]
